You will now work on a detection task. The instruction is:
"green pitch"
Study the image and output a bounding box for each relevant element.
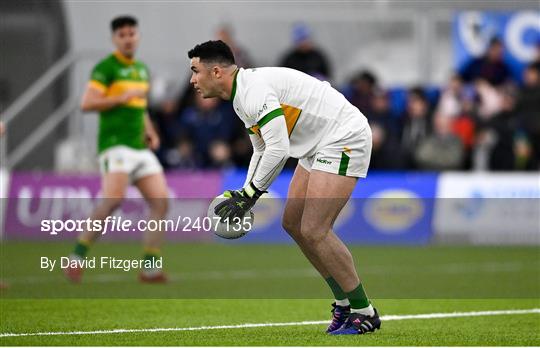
[1,242,539,345]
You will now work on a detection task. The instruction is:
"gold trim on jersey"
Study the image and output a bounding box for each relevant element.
[280,104,302,136]
[88,80,107,93]
[113,51,135,65]
[106,81,149,108]
[248,103,302,137]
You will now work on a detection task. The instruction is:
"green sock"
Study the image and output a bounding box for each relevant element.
[325,276,347,301]
[144,254,158,262]
[346,283,370,309]
[143,251,160,263]
[73,240,90,258]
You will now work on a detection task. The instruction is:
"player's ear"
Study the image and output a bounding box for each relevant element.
[111,31,119,45]
[211,65,222,79]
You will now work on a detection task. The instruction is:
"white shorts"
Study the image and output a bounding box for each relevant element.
[99,145,163,182]
[299,114,372,178]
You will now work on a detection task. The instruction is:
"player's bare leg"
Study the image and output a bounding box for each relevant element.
[301,170,359,289]
[283,165,331,278]
[134,173,169,283]
[65,173,129,283]
[283,165,354,332]
[299,169,379,334]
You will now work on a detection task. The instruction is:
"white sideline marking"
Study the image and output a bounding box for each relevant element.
[1,308,538,338]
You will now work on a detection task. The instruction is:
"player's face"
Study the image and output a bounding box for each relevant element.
[190,58,218,98]
[112,25,139,58]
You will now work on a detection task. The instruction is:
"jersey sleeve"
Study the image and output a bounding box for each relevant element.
[239,81,290,191]
[242,82,284,130]
[88,60,112,93]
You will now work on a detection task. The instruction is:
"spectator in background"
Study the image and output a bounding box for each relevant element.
[148,76,196,162]
[474,88,523,171]
[459,37,511,87]
[216,25,253,68]
[533,39,540,65]
[367,89,403,170]
[475,78,503,119]
[347,70,378,116]
[230,129,254,168]
[451,90,477,169]
[414,116,465,170]
[148,77,184,155]
[177,93,238,169]
[515,62,540,169]
[278,22,332,81]
[163,138,196,170]
[435,74,465,119]
[401,87,433,169]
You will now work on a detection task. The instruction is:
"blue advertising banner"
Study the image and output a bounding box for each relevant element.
[453,11,540,82]
[220,170,438,245]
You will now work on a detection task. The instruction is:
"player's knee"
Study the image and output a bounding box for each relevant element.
[148,198,168,218]
[100,197,124,214]
[282,216,301,236]
[299,223,329,245]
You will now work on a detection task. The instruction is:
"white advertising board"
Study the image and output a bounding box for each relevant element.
[434,173,540,244]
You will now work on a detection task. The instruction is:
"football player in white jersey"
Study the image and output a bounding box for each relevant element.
[188,40,379,335]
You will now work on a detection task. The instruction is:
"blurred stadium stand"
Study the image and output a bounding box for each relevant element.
[0,0,538,171]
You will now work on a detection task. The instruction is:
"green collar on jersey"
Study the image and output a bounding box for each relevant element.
[229,67,239,102]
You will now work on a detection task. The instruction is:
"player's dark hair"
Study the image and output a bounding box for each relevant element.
[111,16,138,32]
[188,40,235,66]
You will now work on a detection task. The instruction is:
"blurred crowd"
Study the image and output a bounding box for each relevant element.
[149,24,540,172]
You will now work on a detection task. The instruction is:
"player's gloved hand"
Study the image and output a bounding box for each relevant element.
[214,182,265,222]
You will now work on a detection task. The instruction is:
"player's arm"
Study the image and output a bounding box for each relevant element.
[215,113,289,221]
[215,85,289,221]
[144,112,160,150]
[248,114,289,192]
[243,133,266,187]
[242,84,290,193]
[81,60,145,112]
[80,83,145,112]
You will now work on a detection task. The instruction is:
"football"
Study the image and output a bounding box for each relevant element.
[207,194,254,239]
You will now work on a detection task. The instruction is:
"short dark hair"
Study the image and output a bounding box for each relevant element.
[527,61,540,74]
[188,40,235,65]
[409,86,427,102]
[488,37,503,47]
[111,16,138,32]
[352,70,377,87]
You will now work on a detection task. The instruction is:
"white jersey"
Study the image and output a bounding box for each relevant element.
[231,67,368,159]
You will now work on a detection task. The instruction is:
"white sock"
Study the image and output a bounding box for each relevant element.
[351,304,375,317]
[142,268,162,276]
[335,298,350,307]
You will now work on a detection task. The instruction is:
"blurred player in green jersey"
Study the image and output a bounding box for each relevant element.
[65,16,168,283]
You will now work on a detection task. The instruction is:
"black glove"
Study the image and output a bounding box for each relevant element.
[214,182,265,222]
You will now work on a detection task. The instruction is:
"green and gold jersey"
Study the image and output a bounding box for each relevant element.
[88,51,150,153]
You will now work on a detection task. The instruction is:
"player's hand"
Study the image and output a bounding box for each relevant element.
[214,183,265,222]
[118,89,146,104]
[146,131,160,150]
